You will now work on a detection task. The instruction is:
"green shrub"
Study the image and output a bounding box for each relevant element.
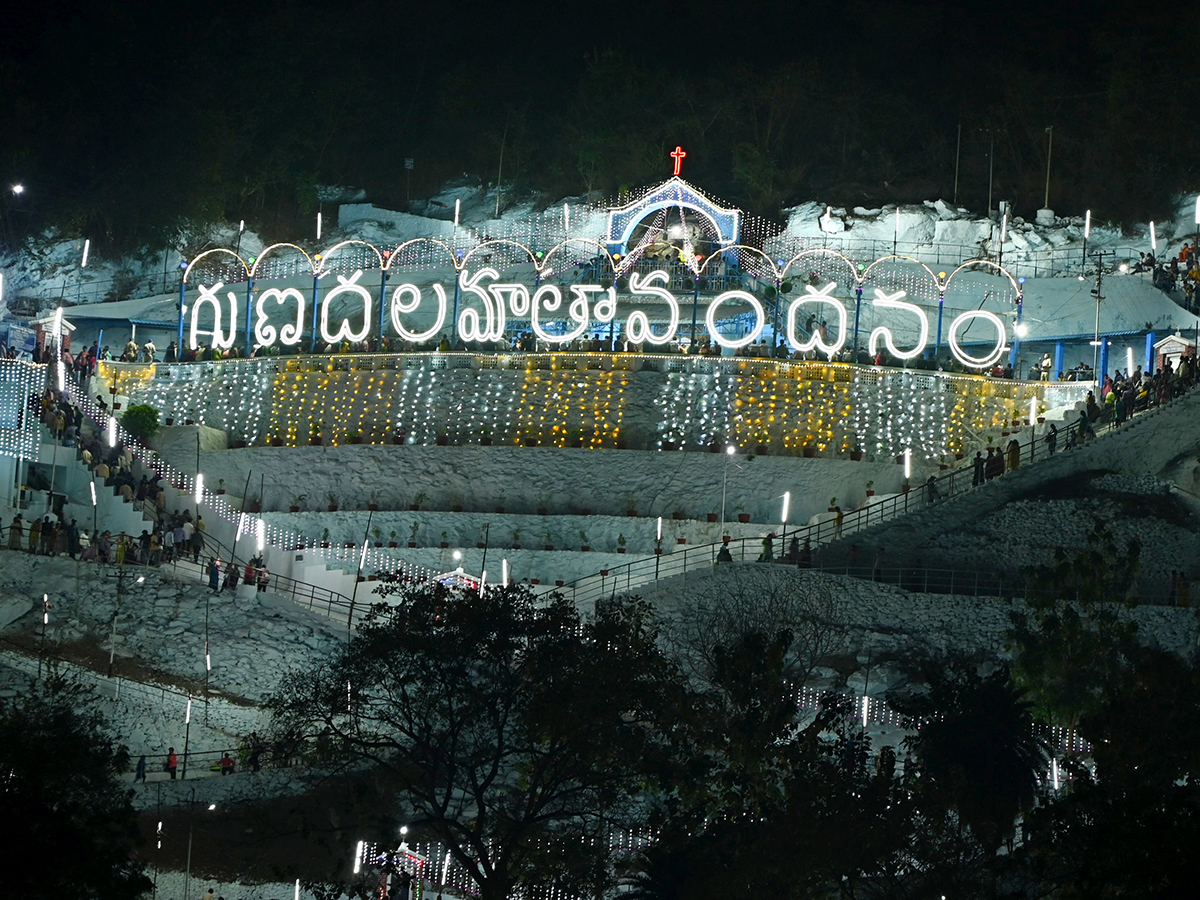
[120,404,160,440]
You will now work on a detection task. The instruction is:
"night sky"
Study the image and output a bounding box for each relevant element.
[2,0,1195,248]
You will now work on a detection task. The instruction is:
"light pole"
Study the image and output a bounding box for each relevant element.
[1043,126,1053,209]
[108,568,144,677]
[183,788,217,900]
[720,444,736,530]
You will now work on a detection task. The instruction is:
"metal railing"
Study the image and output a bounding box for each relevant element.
[552,380,1195,607]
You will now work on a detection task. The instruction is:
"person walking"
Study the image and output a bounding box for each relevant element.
[166,747,178,780]
[1046,424,1058,455]
[7,514,23,550]
[1006,437,1021,472]
[135,755,147,784]
[757,533,775,562]
[972,450,984,487]
[207,558,221,592]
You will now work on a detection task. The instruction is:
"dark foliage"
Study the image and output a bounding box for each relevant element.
[0,674,151,900]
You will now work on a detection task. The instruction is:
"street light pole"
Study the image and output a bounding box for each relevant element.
[1043,126,1053,209]
[720,445,736,530]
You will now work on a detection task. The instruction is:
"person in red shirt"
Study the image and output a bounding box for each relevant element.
[166,747,178,779]
[219,753,235,776]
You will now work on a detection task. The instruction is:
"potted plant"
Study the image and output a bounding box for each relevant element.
[706,512,718,523]
[661,439,677,451]
[511,528,521,550]
[555,579,565,587]
[755,443,770,456]
[494,493,507,514]
[439,530,449,549]
[543,529,554,551]
[389,529,399,549]
[828,497,838,512]
[344,540,355,549]
[410,491,427,511]
[408,522,419,548]
[216,478,226,495]
[309,423,322,446]
[479,425,493,446]
[579,530,591,551]
[435,430,450,446]
[850,443,864,461]
[802,443,817,458]
[372,526,383,548]
[617,533,627,554]
[320,528,330,549]
[450,493,464,513]
[248,495,262,513]
[865,480,875,497]
[671,509,685,520]
[270,435,284,447]
[735,505,750,524]
[477,529,488,549]
[290,493,306,513]
[164,416,174,426]
[349,430,365,445]
[536,494,550,516]
[676,536,687,545]
[901,480,911,494]
[367,489,381,512]
[326,492,339,512]
[567,428,584,448]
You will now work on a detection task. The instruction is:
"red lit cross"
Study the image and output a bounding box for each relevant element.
[670,145,687,176]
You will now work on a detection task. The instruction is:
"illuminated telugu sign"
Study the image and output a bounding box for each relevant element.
[187,269,1008,370]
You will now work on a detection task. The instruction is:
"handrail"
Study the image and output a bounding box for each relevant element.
[56,379,442,591]
[552,374,1198,606]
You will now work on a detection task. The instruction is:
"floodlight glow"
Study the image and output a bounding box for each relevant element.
[862,696,868,727]
[1119,263,1128,273]
[239,219,245,233]
[1014,322,1028,338]
[705,290,764,349]
[454,199,461,227]
[904,448,912,480]
[43,595,48,625]
[56,360,64,391]
[89,481,96,506]
[194,473,204,505]
[1195,196,1200,226]
[359,539,369,570]
[11,184,23,195]
[1150,221,1157,250]
[107,415,117,447]
[452,550,462,561]
[726,445,736,455]
[52,306,63,338]
[206,652,211,672]
[235,514,245,542]
[563,202,570,230]
[781,491,790,524]
[1084,209,1091,239]
[656,516,662,541]
[1127,347,1134,374]
[948,310,1008,368]
[479,571,487,594]
[354,841,364,873]
[316,211,323,240]
[256,519,265,552]
[1000,214,1008,245]
[207,803,216,811]
[185,696,192,724]
[81,239,90,268]
[502,558,509,586]
[295,878,300,900]
[136,576,144,584]
[1029,395,1037,425]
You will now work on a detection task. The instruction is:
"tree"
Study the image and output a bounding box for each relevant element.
[0,674,152,900]
[269,583,676,900]
[119,403,159,441]
[894,660,1048,854]
[661,566,837,691]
